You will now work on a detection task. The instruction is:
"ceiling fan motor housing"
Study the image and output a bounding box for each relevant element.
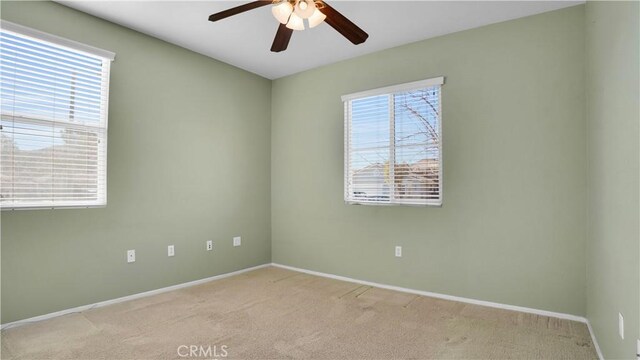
[277,0,325,8]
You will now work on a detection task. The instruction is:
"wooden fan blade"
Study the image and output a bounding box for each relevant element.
[208,1,272,22]
[271,23,294,52]
[319,2,368,45]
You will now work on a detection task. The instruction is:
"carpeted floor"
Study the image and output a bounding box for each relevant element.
[1,266,597,359]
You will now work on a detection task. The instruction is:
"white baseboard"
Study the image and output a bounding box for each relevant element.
[271,263,587,322]
[0,263,271,330]
[272,263,604,359]
[586,320,605,360]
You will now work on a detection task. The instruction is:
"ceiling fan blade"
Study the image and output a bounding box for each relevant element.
[318,2,368,45]
[208,1,272,22]
[271,23,294,52]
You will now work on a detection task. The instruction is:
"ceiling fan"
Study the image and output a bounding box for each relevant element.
[208,0,369,52]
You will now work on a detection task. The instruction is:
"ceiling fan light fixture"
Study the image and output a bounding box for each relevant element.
[208,0,369,53]
[294,0,316,19]
[286,12,305,31]
[308,8,326,28]
[272,1,294,24]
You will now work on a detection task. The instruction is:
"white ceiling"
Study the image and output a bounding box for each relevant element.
[56,1,583,79]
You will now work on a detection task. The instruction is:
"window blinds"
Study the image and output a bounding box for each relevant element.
[343,77,443,206]
[0,24,113,209]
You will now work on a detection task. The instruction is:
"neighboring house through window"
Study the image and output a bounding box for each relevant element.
[343,77,444,206]
[0,21,115,209]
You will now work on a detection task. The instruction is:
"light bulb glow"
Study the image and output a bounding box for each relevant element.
[286,12,305,31]
[308,8,326,28]
[272,1,294,24]
[294,0,316,19]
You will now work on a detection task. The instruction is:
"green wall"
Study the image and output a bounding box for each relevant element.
[585,1,640,359]
[0,1,272,323]
[271,6,587,316]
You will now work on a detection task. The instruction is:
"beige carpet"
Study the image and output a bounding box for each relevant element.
[1,266,597,360]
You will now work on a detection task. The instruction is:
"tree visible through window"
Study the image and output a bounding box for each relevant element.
[343,77,443,206]
[0,24,113,209]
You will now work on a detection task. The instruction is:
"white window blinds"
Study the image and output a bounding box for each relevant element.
[343,77,444,206]
[0,23,114,209]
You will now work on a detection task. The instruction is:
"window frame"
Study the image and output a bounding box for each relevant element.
[0,21,115,210]
[342,77,444,207]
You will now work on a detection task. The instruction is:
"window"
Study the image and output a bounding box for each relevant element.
[343,77,444,206]
[0,21,114,209]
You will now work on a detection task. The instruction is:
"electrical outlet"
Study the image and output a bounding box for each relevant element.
[233,236,241,247]
[395,246,402,257]
[127,250,135,263]
[619,312,624,339]
[206,240,213,251]
[168,245,175,257]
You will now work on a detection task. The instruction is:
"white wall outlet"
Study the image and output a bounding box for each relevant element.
[619,312,624,339]
[206,240,213,251]
[127,250,135,263]
[395,246,402,258]
[168,245,175,257]
[233,236,241,247]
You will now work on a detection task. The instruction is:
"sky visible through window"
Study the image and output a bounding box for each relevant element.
[1,31,103,150]
[350,86,440,170]
[346,84,441,205]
